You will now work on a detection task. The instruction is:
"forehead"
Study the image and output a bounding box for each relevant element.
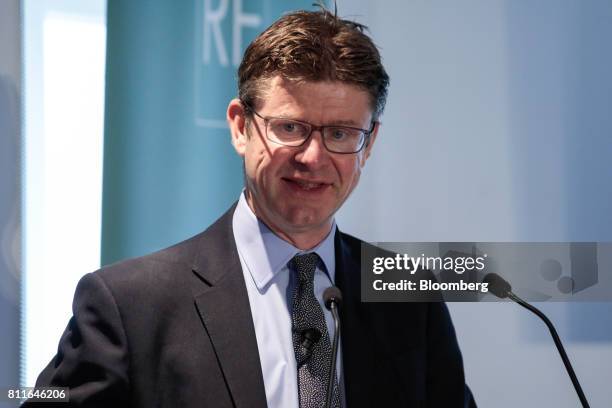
[256,76,374,126]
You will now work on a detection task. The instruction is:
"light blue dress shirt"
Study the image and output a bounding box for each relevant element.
[232,192,344,407]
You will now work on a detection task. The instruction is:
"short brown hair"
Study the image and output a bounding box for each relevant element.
[238,9,389,120]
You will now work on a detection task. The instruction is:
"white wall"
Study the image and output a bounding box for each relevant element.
[21,0,107,387]
[337,1,612,407]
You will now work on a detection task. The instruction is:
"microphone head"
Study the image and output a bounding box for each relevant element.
[300,328,321,351]
[483,273,512,298]
[323,286,343,310]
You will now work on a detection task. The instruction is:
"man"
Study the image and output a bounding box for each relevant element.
[26,8,475,408]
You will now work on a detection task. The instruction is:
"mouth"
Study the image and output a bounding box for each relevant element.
[282,177,331,192]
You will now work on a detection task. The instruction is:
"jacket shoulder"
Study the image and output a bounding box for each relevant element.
[94,202,237,288]
[95,231,204,287]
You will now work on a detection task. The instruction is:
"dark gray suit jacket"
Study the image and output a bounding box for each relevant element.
[25,205,475,407]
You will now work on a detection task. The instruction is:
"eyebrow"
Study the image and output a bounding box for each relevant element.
[273,114,367,128]
[332,119,364,127]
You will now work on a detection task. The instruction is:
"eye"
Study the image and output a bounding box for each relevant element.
[329,127,362,141]
[269,119,309,140]
[282,122,298,133]
[330,128,348,140]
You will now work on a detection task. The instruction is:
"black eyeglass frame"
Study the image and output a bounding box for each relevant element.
[243,103,377,154]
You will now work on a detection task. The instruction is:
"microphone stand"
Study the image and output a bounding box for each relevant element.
[507,291,590,408]
[326,300,341,408]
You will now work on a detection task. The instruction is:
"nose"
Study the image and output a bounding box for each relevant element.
[294,130,329,167]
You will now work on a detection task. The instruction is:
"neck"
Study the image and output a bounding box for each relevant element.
[272,225,332,251]
[244,193,332,251]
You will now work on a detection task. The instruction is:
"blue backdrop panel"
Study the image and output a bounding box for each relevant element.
[102,0,316,264]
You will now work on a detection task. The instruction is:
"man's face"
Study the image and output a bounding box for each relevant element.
[228,76,378,248]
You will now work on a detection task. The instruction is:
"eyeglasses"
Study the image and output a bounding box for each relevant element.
[244,104,376,154]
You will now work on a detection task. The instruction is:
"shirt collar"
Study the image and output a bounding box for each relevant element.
[232,191,336,291]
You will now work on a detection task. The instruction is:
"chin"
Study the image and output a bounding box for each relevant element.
[280,209,332,232]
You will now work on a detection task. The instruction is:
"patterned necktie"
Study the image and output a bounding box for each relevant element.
[290,253,340,408]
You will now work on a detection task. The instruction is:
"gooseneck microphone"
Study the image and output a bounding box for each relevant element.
[323,286,343,408]
[483,273,590,408]
[300,328,321,355]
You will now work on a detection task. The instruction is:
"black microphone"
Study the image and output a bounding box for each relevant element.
[300,328,321,353]
[483,273,590,408]
[323,286,343,408]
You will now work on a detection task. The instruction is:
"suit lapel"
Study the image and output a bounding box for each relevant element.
[334,230,406,407]
[192,205,267,408]
[334,229,375,406]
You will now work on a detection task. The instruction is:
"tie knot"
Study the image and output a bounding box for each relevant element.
[290,253,320,284]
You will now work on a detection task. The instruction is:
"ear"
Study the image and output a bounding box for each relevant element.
[359,121,379,167]
[227,98,248,157]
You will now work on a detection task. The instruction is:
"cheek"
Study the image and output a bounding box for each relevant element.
[349,167,362,191]
[337,158,362,187]
[244,144,284,185]
[244,138,267,170]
